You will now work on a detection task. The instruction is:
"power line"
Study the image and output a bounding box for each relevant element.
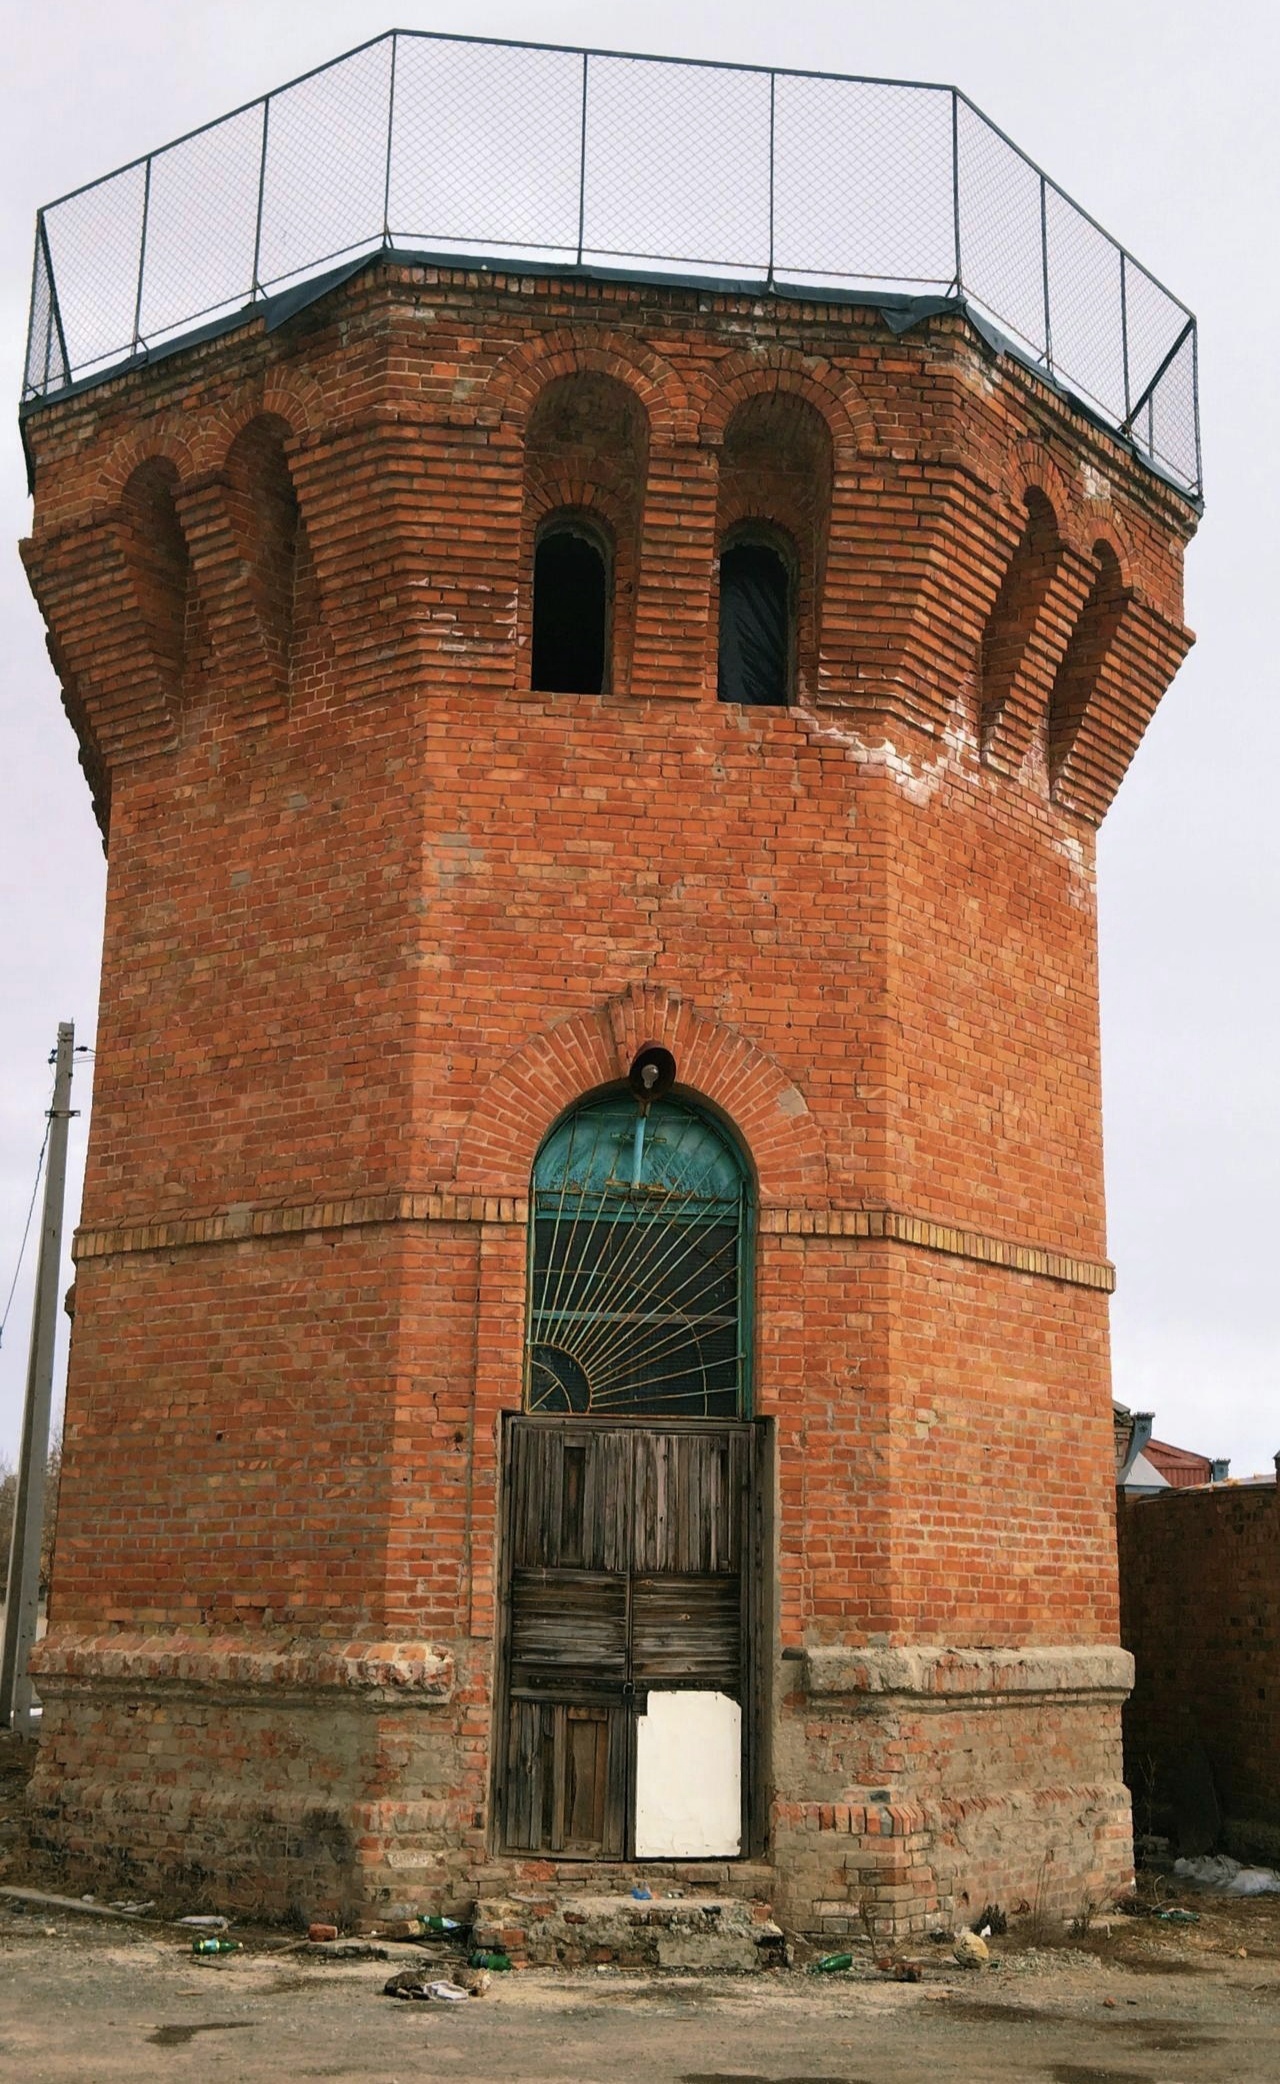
[0,1082,56,1354]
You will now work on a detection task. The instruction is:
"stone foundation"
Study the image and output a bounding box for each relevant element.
[23,1632,1133,1938]
[770,1645,1136,1939]
[23,1629,480,1921]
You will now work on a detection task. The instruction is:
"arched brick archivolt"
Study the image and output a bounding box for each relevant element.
[95,427,200,509]
[701,352,885,714]
[484,332,710,695]
[1000,444,1076,546]
[697,348,876,465]
[455,983,827,1205]
[481,328,695,442]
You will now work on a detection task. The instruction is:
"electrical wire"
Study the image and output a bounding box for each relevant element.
[0,1083,56,1353]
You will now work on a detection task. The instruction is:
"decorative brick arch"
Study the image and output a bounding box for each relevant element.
[1081,515,1140,596]
[456,983,827,1205]
[481,329,695,441]
[211,403,298,474]
[526,475,624,530]
[1002,443,1075,544]
[698,349,876,465]
[98,426,199,508]
[259,367,330,449]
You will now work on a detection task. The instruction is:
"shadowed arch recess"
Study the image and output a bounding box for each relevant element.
[526,1090,752,1420]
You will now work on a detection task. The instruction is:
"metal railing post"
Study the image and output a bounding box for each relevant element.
[43,215,69,391]
[252,98,270,298]
[951,89,962,296]
[576,51,589,266]
[1039,171,1052,372]
[131,156,153,352]
[767,70,776,287]
[23,211,44,396]
[1192,322,1202,499]
[383,30,398,246]
[33,212,69,395]
[1120,251,1131,422]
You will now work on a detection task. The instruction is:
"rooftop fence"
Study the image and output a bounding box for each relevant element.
[21,30,1201,498]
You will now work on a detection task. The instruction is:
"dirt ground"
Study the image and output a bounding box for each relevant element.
[4,1737,1280,2082]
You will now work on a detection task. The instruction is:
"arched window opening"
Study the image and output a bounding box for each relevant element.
[531,522,610,694]
[526,1090,751,1418]
[524,371,647,693]
[714,390,830,702]
[717,538,792,706]
[122,458,191,695]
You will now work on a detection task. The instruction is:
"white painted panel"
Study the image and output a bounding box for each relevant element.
[633,1689,741,1858]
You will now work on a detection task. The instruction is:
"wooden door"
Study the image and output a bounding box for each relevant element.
[494,1418,761,1859]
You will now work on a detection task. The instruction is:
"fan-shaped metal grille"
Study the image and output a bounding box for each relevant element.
[527,1094,749,1419]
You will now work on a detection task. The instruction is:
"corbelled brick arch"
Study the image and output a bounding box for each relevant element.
[455,983,827,1206]
[485,332,713,697]
[699,350,874,714]
[93,424,201,510]
[22,445,199,813]
[978,478,1097,777]
[1047,532,1191,822]
[517,369,650,693]
[481,328,695,441]
[696,347,875,465]
[194,411,315,728]
[976,433,1192,816]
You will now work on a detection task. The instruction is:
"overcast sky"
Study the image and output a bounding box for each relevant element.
[1,0,1275,1475]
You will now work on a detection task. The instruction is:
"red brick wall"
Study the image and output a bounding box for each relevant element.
[1119,1485,1280,1856]
[20,261,1196,1920]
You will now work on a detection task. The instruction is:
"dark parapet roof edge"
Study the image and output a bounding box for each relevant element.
[18,246,1204,513]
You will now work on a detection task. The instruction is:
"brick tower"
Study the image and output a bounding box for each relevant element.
[17,35,1198,1938]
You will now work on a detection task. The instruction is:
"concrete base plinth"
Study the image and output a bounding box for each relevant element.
[20,1632,1136,1939]
[473,1892,785,1969]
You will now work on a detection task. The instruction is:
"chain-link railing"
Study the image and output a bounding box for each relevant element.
[21,30,1201,498]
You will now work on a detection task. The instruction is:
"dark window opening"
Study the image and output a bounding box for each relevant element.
[717,540,791,706]
[532,526,608,693]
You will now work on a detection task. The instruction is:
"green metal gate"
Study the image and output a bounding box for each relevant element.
[525,1092,751,1420]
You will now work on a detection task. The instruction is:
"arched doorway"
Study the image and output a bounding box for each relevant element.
[494,1088,764,1862]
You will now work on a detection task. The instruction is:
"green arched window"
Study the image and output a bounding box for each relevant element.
[526,1091,751,1418]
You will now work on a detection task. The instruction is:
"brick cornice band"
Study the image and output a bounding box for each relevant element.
[30,1629,455,1704]
[802,1643,1135,1703]
[71,1192,1114,1291]
[757,1206,1114,1289]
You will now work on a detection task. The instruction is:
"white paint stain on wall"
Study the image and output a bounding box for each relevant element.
[633,1690,742,1858]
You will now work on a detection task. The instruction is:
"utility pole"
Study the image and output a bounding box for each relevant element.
[1,1021,76,1733]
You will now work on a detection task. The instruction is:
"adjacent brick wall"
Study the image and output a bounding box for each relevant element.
[1119,1484,1280,1861]
[19,260,1196,1925]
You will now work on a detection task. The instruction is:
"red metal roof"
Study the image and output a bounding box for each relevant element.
[1143,1438,1215,1488]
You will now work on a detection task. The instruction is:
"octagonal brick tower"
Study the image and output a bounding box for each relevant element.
[17,39,1197,1938]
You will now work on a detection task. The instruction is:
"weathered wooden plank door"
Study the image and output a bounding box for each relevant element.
[495,1417,761,1860]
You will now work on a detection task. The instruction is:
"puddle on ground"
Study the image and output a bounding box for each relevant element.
[261,1975,366,1995]
[939,2000,1042,2025]
[147,2021,253,2047]
[1127,2028,1221,2051]
[1049,2069,1150,2084]
[1112,1953,1205,1975]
